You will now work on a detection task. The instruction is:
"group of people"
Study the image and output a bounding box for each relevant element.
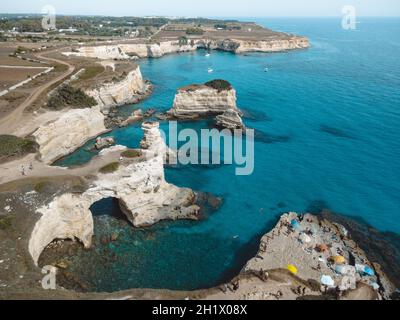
[20,162,33,176]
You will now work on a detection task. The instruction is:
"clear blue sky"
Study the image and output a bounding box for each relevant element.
[1,0,399,17]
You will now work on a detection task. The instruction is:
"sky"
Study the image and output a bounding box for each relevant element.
[0,0,399,17]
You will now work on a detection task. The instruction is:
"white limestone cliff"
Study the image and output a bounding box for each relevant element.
[168,85,238,119]
[62,37,309,60]
[32,106,107,164]
[29,122,200,265]
[85,66,146,110]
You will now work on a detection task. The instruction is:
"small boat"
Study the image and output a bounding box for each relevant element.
[207,68,214,73]
[205,53,210,57]
[264,67,269,72]
[233,235,239,239]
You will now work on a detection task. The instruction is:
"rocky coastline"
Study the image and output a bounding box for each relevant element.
[2,23,397,301]
[63,37,310,60]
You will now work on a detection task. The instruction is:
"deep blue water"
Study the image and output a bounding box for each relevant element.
[55,18,400,291]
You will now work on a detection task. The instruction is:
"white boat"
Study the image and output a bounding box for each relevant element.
[208,68,214,73]
[264,67,269,72]
[205,53,210,57]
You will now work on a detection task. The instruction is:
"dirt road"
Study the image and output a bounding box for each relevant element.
[0,50,75,135]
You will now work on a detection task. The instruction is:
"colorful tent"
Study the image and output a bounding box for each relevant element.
[321,275,335,287]
[287,264,298,275]
[330,255,346,265]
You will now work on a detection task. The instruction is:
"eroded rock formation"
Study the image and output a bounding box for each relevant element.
[167,82,238,119]
[32,106,107,163]
[85,66,148,110]
[29,122,200,265]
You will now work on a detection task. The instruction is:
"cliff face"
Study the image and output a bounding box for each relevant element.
[85,66,146,110]
[169,85,238,119]
[28,123,200,265]
[63,37,310,60]
[32,106,107,164]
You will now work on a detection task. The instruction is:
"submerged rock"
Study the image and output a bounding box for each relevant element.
[215,109,245,130]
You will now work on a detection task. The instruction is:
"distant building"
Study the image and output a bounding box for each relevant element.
[58,27,78,33]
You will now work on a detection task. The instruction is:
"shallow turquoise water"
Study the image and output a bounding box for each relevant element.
[56,18,400,291]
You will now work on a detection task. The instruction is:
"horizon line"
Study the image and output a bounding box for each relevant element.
[1,12,400,18]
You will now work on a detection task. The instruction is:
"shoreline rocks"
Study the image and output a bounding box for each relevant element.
[32,106,107,164]
[215,109,245,130]
[94,137,115,150]
[244,212,395,300]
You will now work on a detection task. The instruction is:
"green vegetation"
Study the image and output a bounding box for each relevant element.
[99,162,120,174]
[33,181,51,193]
[178,36,188,46]
[79,65,105,81]
[121,149,142,158]
[185,27,204,35]
[0,135,36,159]
[47,84,97,110]
[0,216,12,230]
[205,79,232,91]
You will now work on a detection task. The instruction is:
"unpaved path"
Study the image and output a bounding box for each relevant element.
[0,50,75,135]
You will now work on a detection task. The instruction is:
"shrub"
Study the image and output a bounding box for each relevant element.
[47,84,97,110]
[121,149,142,158]
[33,181,50,193]
[99,162,120,174]
[0,135,36,158]
[178,36,188,46]
[205,79,232,91]
[186,27,204,35]
[79,65,104,81]
[0,216,12,230]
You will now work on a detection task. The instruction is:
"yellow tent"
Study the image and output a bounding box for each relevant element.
[331,256,346,265]
[287,264,298,275]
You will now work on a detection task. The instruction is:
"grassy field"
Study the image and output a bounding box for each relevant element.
[0,134,37,161]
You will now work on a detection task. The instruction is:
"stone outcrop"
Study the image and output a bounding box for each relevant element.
[244,212,395,299]
[32,106,107,163]
[95,136,115,150]
[168,83,238,119]
[85,66,147,110]
[63,37,309,60]
[29,122,200,265]
[215,109,245,130]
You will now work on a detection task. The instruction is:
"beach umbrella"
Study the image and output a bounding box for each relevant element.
[287,264,298,275]
[363,266,375,276]
[299,233,312,244]
[290,219,302,231]
[330,255,346,265]
[321,275,335,287]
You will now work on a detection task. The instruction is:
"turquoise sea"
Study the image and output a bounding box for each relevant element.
[54,18,400,292]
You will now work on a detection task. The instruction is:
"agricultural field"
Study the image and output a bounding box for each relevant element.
[0,66,46,89]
